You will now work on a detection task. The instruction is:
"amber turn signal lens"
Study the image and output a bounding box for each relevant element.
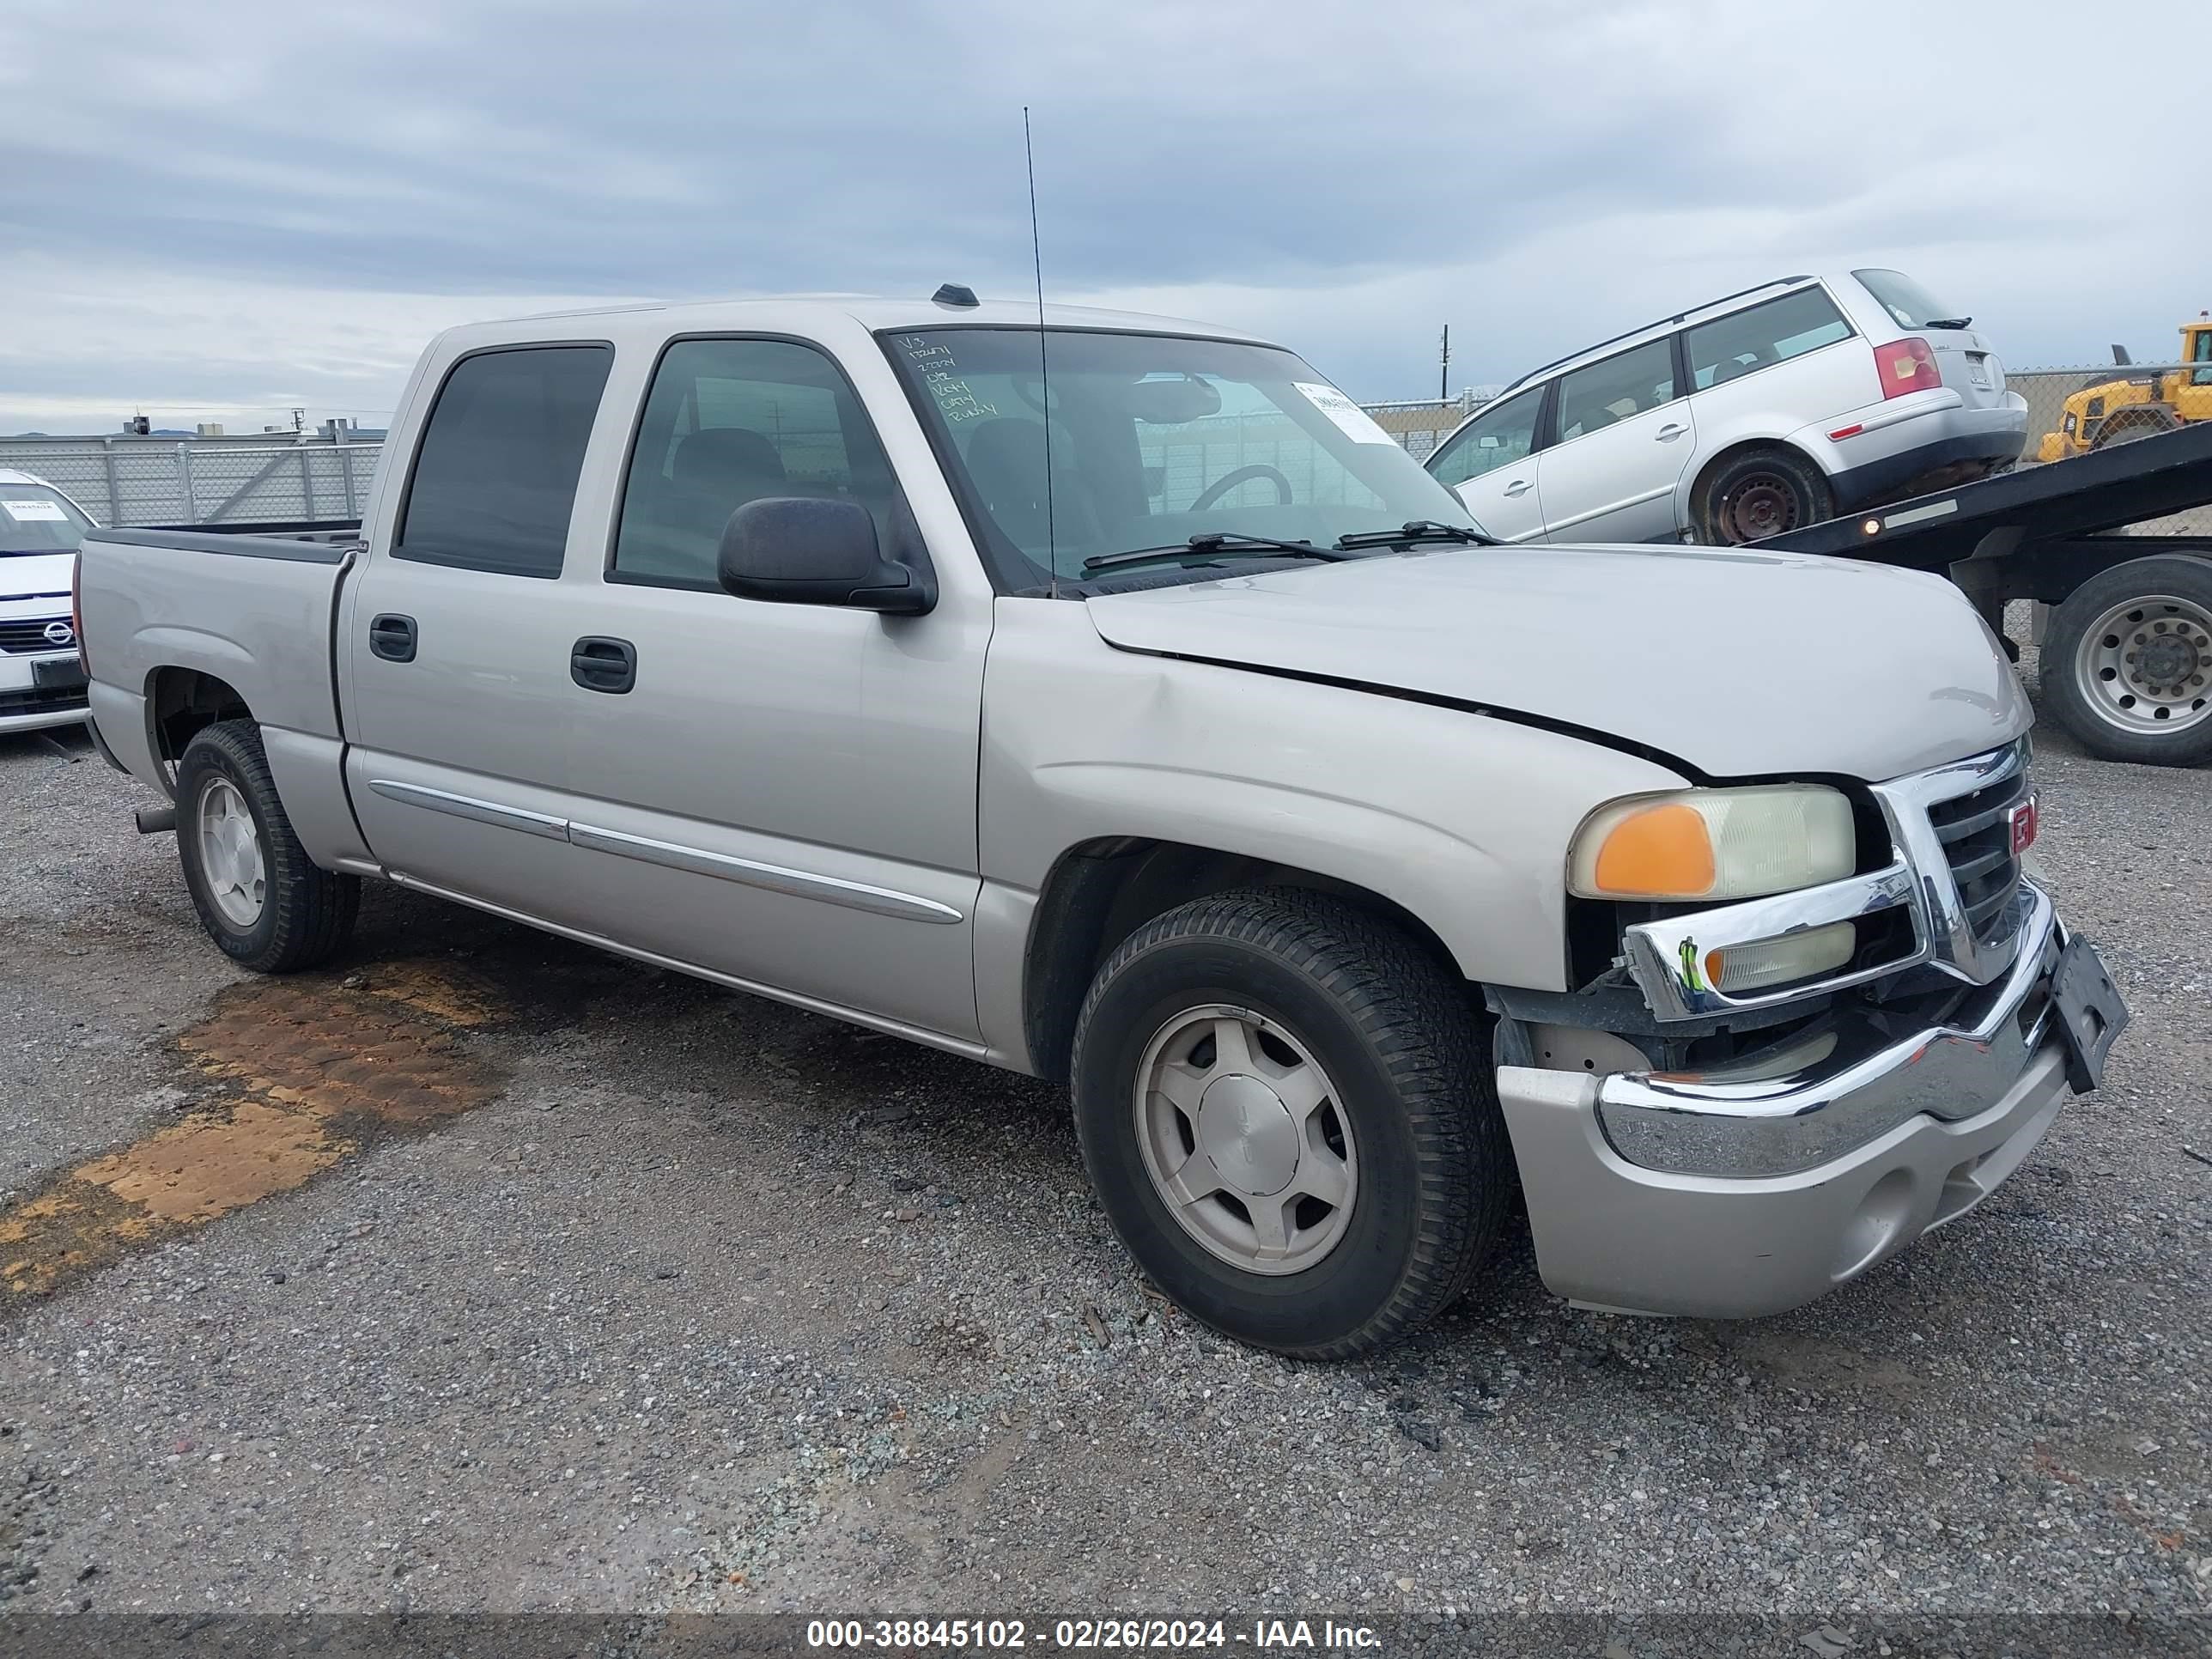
[1589,802,1716,898]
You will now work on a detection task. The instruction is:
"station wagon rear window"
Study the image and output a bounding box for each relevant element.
[1851,269,1958,331]
[1685,287,1853,392]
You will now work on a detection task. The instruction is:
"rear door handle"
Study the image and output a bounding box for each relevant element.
[1503,478,1533,497]
[368,614,416,663]
[1656,422,1687,441]
[570,635,637,695]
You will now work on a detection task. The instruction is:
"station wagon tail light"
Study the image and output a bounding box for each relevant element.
[1873,337,1942,399]
[1567,785,1856,902]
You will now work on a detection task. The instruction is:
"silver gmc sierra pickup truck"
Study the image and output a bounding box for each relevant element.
[73,293,2129,1358]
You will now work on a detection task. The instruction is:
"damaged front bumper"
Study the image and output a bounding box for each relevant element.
[1494,882,2129,1318]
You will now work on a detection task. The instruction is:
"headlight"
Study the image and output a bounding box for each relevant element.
[1567,785,1856,902]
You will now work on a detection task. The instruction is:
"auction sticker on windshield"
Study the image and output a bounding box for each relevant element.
[2,499,68,520]
[1293,382,1395,444]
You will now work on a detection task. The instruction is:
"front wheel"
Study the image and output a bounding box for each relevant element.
[1069,889,1510,1358]
[2042,556,2212,765]
[176,719,361,971]
[1691,447,1833,544]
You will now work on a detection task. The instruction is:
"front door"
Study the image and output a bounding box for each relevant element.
[1532,339,1692,544]
[555,335,987,1043]
[1426,384,1549,542]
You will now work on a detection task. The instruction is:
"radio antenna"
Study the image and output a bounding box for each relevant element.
[1024,106,1059,596]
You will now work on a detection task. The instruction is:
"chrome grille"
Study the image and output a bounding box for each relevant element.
[0,617,73,654]
[1925,762,2031,946]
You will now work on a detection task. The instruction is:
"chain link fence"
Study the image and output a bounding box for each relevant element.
[0,435,382,528]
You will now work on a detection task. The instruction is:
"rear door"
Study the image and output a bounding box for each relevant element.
[342,342,616,927]
[1528,339,1691,544]
[1682,286,1869,464]
[1425,384,1549,542]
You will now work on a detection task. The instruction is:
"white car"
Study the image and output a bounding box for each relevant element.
[1426,270,2030,545]
[0,469,96,735]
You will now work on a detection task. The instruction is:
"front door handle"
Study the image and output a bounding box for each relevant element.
[368,613,416,663]
[570,636,637,695]
[1656,422,1687,441]
[1502,478,1533,498]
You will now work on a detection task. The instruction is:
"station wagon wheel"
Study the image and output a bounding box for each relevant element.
[1069,887,1510,1359]
[2043,556,2212,765]
[1692,446,1833,546]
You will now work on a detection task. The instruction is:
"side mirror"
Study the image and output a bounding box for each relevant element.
[716,498,933,615]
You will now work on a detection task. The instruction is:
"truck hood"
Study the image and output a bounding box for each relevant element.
[1080,544,2030,781]
[0,551,77,605]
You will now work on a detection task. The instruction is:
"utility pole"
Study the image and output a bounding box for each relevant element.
[1438,325,1450,404]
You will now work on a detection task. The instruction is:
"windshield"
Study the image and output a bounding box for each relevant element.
[0,483,94,555]
[1850,269,1961,330]
[883,328,1480,590]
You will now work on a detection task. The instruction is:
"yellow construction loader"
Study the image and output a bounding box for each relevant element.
[2037,313,2212,461]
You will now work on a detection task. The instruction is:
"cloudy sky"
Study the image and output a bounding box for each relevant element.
[2,0,2203,434]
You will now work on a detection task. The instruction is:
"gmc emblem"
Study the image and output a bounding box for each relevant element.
[2008,793,2039,856]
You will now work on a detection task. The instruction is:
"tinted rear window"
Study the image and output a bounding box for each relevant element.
[397,344,613,579]
[1850,269,1957,331]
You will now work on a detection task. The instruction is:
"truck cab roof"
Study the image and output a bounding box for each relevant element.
[451,295,1273,351]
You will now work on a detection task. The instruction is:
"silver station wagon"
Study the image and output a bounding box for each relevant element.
[1427,270,2030,545]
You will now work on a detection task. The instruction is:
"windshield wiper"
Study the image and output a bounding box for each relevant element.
[1922,317,1973,330]
[1333,520,1501,550]
[1081,532,1352,573]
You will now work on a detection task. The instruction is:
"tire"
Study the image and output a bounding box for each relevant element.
[2041,556,2212,766]
[175,719,361,971]
[1691,447,1834,544]
[1069,888,1510,1359]
[2090,407,2180,450]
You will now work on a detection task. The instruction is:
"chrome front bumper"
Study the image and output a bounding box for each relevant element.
[1495,883,2100,1318]
[1601,881,2061,1178]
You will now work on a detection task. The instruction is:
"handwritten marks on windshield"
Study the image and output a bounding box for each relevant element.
[897,336,1000,426]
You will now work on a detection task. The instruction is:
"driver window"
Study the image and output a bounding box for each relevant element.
[611,337,897,589]
[1430,387,1542,486]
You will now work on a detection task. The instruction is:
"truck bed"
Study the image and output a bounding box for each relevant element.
[76,524,361,809]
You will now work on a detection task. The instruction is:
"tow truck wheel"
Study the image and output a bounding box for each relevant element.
[2043,556,2212,765]
[1692,447,1833,545]
[176,719,361,971]
[1068,887,1510,1359]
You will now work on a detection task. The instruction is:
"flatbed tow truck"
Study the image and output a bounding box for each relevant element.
[1757,418,2212,765]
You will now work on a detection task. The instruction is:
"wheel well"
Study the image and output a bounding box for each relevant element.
[1021,838,1467,1083]
[149,667,251,769]
[1689,438,1825,507]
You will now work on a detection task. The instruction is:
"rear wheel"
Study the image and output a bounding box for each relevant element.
[1692,447,1833,544]
[176,720,360,970]
[1069,888,1510,1358]
[2042,556,2212,765]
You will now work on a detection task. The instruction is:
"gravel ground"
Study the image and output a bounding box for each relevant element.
[1,651,2208,1638]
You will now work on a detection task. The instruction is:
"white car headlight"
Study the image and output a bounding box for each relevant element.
[1567,785,1856,902]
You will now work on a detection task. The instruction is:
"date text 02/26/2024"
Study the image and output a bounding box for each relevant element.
[804,1618,1384,1650]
